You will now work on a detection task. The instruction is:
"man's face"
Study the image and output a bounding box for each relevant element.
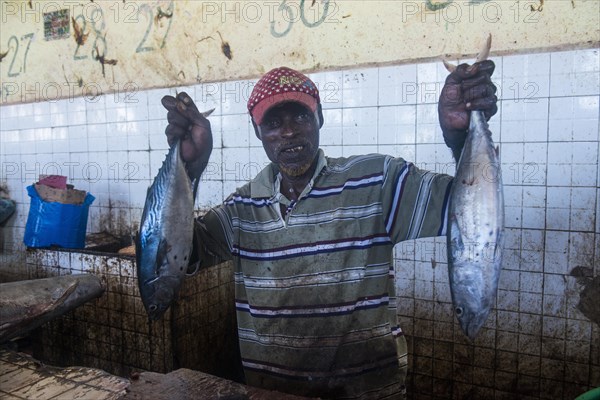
[255,102,321,178]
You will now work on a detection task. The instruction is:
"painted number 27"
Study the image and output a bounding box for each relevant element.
[5,33,34,77]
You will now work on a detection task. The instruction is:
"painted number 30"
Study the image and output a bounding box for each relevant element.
[271,0,333,38]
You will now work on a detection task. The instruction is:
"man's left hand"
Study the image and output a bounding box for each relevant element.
[438,60,498,153]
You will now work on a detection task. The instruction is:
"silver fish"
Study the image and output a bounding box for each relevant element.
[136,139,196,320]
[0,274,104,343]
[445,35,504,340]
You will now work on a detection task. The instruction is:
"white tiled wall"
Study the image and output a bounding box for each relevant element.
[0,48,599,397]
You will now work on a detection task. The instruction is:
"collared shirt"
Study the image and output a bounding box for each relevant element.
[195,150,453,399]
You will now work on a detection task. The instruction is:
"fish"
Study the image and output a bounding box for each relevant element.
[444,35,504,340]
[0,274,104,343]
[136,108,213,320]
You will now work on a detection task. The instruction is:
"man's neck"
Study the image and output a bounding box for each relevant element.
[279,159,318,201]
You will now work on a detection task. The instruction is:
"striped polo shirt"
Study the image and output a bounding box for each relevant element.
[195,150,453,399]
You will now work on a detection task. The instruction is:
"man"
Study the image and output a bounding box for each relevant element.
[162,63,497,399]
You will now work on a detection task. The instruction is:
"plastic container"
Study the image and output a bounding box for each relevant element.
[24,185,95,249]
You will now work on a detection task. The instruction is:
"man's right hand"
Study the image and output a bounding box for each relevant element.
[162,91,213,179]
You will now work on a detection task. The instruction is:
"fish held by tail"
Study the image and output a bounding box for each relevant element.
[444,34,504,340]
[136,108,213,320]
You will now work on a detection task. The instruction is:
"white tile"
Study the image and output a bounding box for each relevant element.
[546,207,570,230]
[500,142,524,166]
[128,87,148,107]
[150,149,169,177]
[343,69,378,107]
[416,62,446,104]
[1,104,18,117]
[572,164,597,187]
[35,127,52,141]
[546,163,572,186]
[202,149,223,181]
[521,207,545,229]
[379,64,418,106]
[127,151,151,182]
[129,179,151,208]
[377,105,416,145]
[320,109,343,146]
[32,113,51,128]
[523,186,546,207]
[549,96,600,142]
[547,142,572,164]
[221,80,253,115]
[222,147,250,182]
[86,108,106,124]
[572,142,598,164]
[570,187,595,210]
[341,107,377,145]
[546,186,570,209]
[148,120,169,151]
[504,186,523,207]
[308,70,343,109]
[68,110,87,126]
[502,53,550,100]
[87,123,107,138]
[570,208,594,231]
[105,106,128,123]
[550,49,600,97]
[195,82,222,114]
[524,143,547,167]
[501,99,549,143]
[1,116,19,130]
[504,205,522,228]
[86,152,109,182]
[126,105,149,122]
[415,104,441,144]
[89,178,110,203]
[573,96,600,141]
[222,113,250,148]
[196,180,224,209]
[15,103,33,117]
[209,114,223,149]
[126,121,150,151]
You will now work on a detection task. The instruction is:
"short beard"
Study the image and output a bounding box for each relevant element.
[279,161,313,177]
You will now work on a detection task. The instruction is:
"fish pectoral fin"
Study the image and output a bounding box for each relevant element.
[155,238,172,275]
[492,228,503,262]
[448,218,465,257]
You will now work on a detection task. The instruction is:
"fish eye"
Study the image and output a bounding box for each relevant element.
[149,304,158,312]
[455,307,463,316]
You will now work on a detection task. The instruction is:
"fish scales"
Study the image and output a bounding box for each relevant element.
[136,139,195,320]
[447,109,504,340]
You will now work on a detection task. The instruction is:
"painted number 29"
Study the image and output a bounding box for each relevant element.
[136,2,174,53]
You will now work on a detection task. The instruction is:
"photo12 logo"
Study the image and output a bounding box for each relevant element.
[1,81,140,104]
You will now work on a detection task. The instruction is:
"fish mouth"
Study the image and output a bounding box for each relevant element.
[461,312,489,341]
[147,303,168,321]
